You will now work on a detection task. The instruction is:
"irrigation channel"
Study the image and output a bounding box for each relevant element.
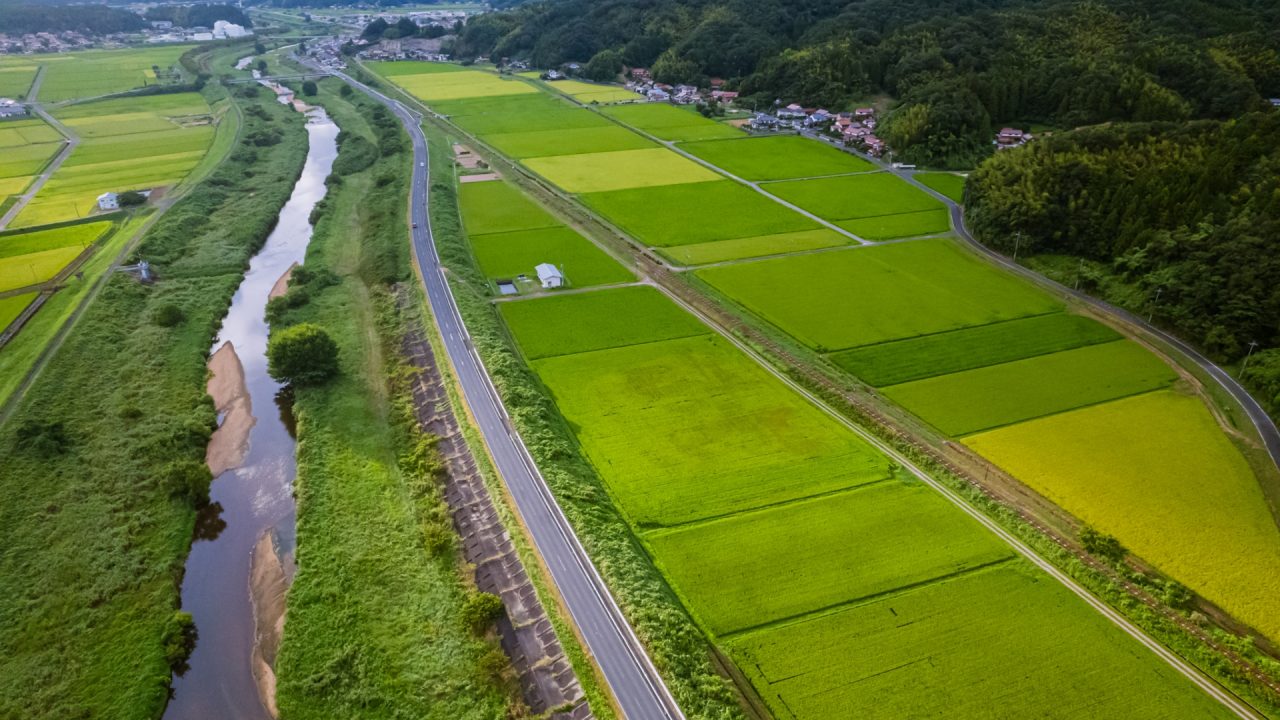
[164,84,338,719]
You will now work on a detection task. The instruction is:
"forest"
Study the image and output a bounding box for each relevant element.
[144,4,251,29]
[965,113,1280,412]
[456,0,1280,167]
[0,3,145,34]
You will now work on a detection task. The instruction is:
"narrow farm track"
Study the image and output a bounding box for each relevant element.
[329,66,685,720]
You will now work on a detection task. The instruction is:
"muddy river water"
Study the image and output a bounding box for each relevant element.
[164,88,337,719]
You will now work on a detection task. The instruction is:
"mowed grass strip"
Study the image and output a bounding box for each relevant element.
[470,226,633,287]
[499,285,708,359]
[726,562,1238,720]
[916,171,967,202]
[967,390,1280,644]
[837,208,951,239]
[682,135,875,181]
[645,481,1013,635]
[830,312,1121,386]
[458,181,560,235]
[524,148,721,193]
[582,180,820,247]
[766,172,945,220]
[600,103,743,141]
[698,238,1062,351]
[531,333,893,527]
[882,340,1177,436]
[482,125,655,158]
[661,228,850,266]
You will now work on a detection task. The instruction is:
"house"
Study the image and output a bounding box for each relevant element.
[709,77,725,89]
[1269,98,1280,107]
[806,109,832,126]
[673,85,700,104]
[997,127,1028,146]
[647,87,670,102]
[854,107,875,119]
[777,103,806,119]
[711,90,739,104]
[97,192,119,211]
[149,20,173,29]
[751,112,781,130]
[0,98,26,118]
[535,263,565,289]
[543,69,564,80]
[630,67,651,81]
[863,136,885,156]
[842,125,870,142]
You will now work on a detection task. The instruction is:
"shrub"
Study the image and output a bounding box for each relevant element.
[118,190,147,207]
[461,592,505,634]
[164,460,213,506]
[14,420,69,456]
[301,80,318,96]
[1080,527,1127,563]
[162,611,197,672]
[267,323,339,386]
[152,303,184,327]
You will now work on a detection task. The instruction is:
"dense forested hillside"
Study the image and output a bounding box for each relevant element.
[965,112,1280,401]
[0,3,145,33]
[145,4,251,28]
[457,0,1280,166]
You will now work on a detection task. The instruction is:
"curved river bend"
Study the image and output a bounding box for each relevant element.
[164,90,337,720]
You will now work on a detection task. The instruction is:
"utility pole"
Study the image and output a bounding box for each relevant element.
[1243,340,1260,372]
[1148,286,1163,323]
[1012,231,1022,261]
[1074,258,1083,290]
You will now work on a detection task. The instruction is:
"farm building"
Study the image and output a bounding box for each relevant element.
[97,192,119,211]
[536,263,565,289]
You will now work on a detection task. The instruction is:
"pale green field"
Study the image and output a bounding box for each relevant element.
[524,148,722,193]
[0,117,66,206]
[0,245,83,291]
[482,125,655,158]
[0,64,38,98]
[11,94,213,227]
[662,228,850,265]
[34,46,193,102]
[0,292,35,329]
[384,68,537,101]
[967,390,1280,644]
[545,79,639,104]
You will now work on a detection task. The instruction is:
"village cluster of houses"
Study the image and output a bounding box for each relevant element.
[356,36,450,63]
[0,31,97,55]
[751,104,886,155]
[620,68,740,106]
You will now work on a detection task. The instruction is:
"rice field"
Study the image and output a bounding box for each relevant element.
[916,172,967,203]
[545,79,639,104]
[457,181,560,235]
[499,285,708,359]
[697,239,1061,351]
[967,390,1280,644]
[829,312,1122,386]
[0,118,64,208]
[434,94,609,135]
[469,227,633,288]
[481,125,655,158]
[0,221,110,292]
[0,64,38,98]
[581,180,820,248]
[34,46,193,102]
[524,148,722,193]
[681,135,876,180]
[0,292,35,329]
[727,562,1237,719]
[10,93,214,228]
[765,171,947,221]
[645,481,1013,634]
[662,228,849,266]
[837,208,951,239]
[381,68,538,102]
[600,103,744,141]
[496,285,1235,717]
[881,340,1178,436]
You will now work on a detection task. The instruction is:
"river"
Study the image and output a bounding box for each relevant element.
[164,89,338,720]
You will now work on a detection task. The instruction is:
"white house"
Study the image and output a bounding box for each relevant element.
[97,192,119,211]
[535,263,565,289]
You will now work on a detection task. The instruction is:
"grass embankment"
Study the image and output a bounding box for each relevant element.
[0,72,307,718]
[268,78,516,718]
[414,115,746,718]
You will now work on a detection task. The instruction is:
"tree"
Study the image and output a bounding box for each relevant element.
[254,42,266,55]
[338,83,353,98]
[118,190,147,207]
[267,323,339,386]
[461,592,505,634]
[256,59,267,74]
[583,48,623,82]
[301,80,318,97]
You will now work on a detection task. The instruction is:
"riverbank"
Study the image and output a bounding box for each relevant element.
[0,62,310,718]
[266,77,519,718]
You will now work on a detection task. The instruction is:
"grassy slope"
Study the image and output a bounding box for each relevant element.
[272,78,514,718]
[0,75,307,719]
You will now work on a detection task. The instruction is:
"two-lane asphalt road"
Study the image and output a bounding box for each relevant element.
[334,70,684,720]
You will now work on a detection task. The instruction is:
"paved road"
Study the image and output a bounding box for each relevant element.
[333,69,684,720]
[796,127,1280,473]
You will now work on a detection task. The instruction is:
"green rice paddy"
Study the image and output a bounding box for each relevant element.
[881,340,1178,436]
[457,181,560,235]
[837,208,951,239]
[828,313,1121,386]
[0,118,64,207]
[0,221,110,292]
[600,103,743,141]
[34,46,193,102]
[582,180,820,248]
[0,63,38,98]
[470,226,633,287]
[524,148,721,193]
[545,79,639,104]
[482,125,655,158]
[662,228,849,266]
[682,135,875,180]
[916,172,967,202]
[698,239,1061,351]
[765,172,946,221]
[0,292,35,329]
